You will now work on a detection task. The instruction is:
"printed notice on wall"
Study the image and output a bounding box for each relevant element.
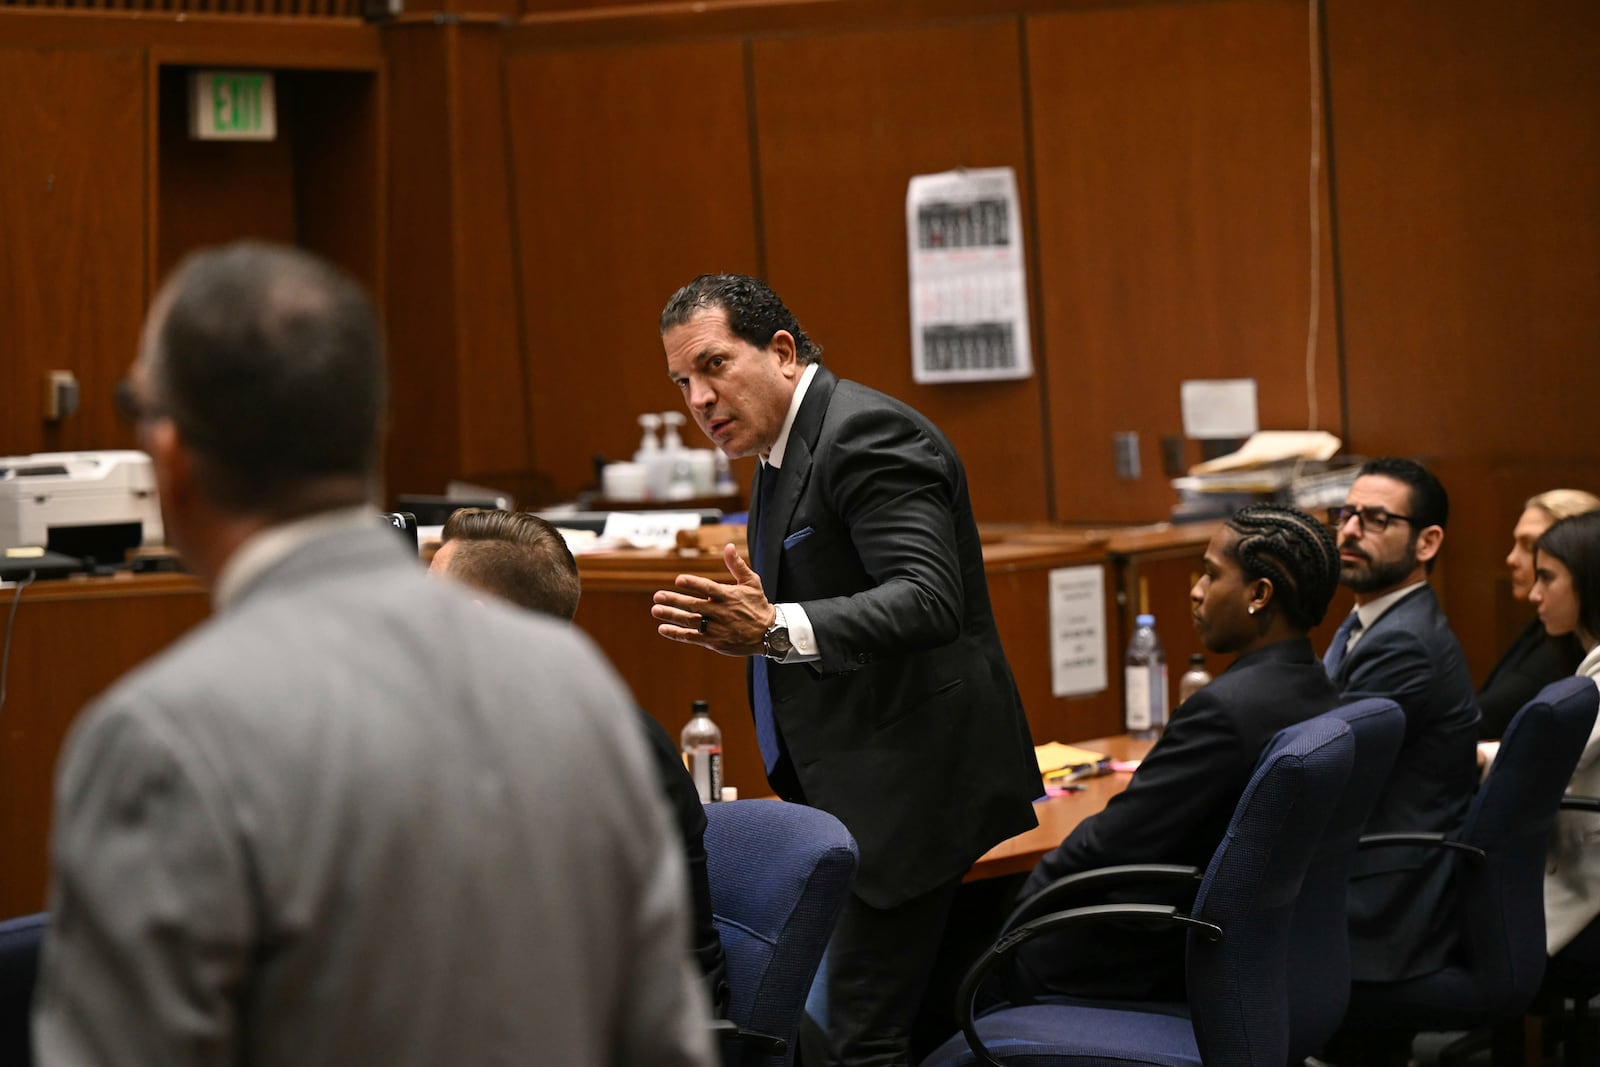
[906,167,1033,384]
[1049,565,1107,697]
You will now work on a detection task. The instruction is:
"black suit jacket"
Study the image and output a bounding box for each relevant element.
[1477,619,1583,739]
[750,366,1041,907]
[1014,638,1341,998]
[1327,584,1480,982]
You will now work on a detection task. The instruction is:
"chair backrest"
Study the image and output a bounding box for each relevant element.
[0,912,46,1067]
[1284,699,1406,1060]
[1185,714,1356,1067]
[1452,675,1599,1014]
[703,800,858,1067]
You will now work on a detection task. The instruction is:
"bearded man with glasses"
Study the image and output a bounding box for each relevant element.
[1323,456,1479,993]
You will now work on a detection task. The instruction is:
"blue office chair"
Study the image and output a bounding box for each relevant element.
[702,800,857,1067]
[1280,699,1407,1061]
[0,912,46,1067]
[1340,675,1600,1059]
[924,698,1404,1067]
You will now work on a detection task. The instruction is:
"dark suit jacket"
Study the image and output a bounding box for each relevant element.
[1015,638,1342,998]
[1477,618,1583,739]
[750,366,1041,908]
[1327,584,1480,982]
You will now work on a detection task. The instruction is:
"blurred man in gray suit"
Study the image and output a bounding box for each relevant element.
[33,243,712,1067]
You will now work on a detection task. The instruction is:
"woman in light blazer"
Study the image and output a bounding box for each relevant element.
[1524,510,1600,953]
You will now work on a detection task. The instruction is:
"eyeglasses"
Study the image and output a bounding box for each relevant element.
[1328,505,1415,533]
[114,378,163,426]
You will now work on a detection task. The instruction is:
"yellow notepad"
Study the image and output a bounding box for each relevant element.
[1035,742,1108,777]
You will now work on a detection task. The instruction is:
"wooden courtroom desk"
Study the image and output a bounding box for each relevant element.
[967,734,1154,881]
[0,524,1214,919]
[0,573,210,919]
[574,528,1153,801]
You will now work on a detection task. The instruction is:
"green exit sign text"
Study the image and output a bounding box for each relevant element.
[187,71,277,142]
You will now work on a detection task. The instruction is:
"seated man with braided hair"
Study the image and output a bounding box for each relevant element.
[430,508,729,1017]
[1012,503,1345,1000]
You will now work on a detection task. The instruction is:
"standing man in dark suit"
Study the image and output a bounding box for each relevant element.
[1324,457,1479,983]
[650,274,1041,1066]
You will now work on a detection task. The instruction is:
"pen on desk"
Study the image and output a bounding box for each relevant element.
[1052,759,1113,784]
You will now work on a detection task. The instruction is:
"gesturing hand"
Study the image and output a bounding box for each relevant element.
[651,543,775,657]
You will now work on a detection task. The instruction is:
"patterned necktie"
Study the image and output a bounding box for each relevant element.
[1324,611,1364,679]
[751,468,782,772]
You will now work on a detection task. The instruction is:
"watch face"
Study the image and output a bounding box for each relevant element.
[767,627,792,655]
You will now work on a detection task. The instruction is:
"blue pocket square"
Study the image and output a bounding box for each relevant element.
[783,526,815,549]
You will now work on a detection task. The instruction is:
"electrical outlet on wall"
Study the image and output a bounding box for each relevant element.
[1113,431,1141,480]
[44,370,79,421]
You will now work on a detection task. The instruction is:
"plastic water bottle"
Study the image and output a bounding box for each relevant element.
[1178,653,1213,704]
[713,450,737,495]
[1124,614,1168,740]
[680,700,723,803]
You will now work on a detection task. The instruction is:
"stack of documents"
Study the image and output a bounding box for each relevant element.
[1171,431,1348,522]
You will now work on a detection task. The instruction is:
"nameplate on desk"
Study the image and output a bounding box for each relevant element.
[601,511,702,549]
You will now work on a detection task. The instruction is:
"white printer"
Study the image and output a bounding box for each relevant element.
[0,450,164,551]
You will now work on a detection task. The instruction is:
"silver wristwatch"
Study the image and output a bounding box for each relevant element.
[762,605,793,661]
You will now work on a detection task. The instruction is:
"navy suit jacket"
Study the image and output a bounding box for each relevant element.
[750,366,1041,908]
[1327,584,1480,982]
[1015,638,1341,998]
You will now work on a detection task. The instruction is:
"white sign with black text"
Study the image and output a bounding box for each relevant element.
[1049,565,1108,697]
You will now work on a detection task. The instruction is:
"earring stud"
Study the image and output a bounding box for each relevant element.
[1247,605,1257,615]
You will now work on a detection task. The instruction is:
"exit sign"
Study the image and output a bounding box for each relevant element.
[188,71,277,141]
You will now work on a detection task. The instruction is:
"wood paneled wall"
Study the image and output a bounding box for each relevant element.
[504,35,764,496]
[1029,0,1341,522]
[2,0,1599,699]
[1327,0,1600,466]
[1322,0,1600,679]
[751,18,1050,523]
[490,0,1600,683]
[498,0,1340,525]
[0,12,383,472]
[0,44,147,457]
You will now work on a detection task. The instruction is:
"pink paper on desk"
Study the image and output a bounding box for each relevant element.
[1109,759,1141,773]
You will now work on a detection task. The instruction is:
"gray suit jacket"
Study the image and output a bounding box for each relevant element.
[34,525,711,1067]
[1327,584,1479,982]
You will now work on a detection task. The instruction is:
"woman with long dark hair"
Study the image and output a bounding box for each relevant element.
[1524,511,1600,954]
